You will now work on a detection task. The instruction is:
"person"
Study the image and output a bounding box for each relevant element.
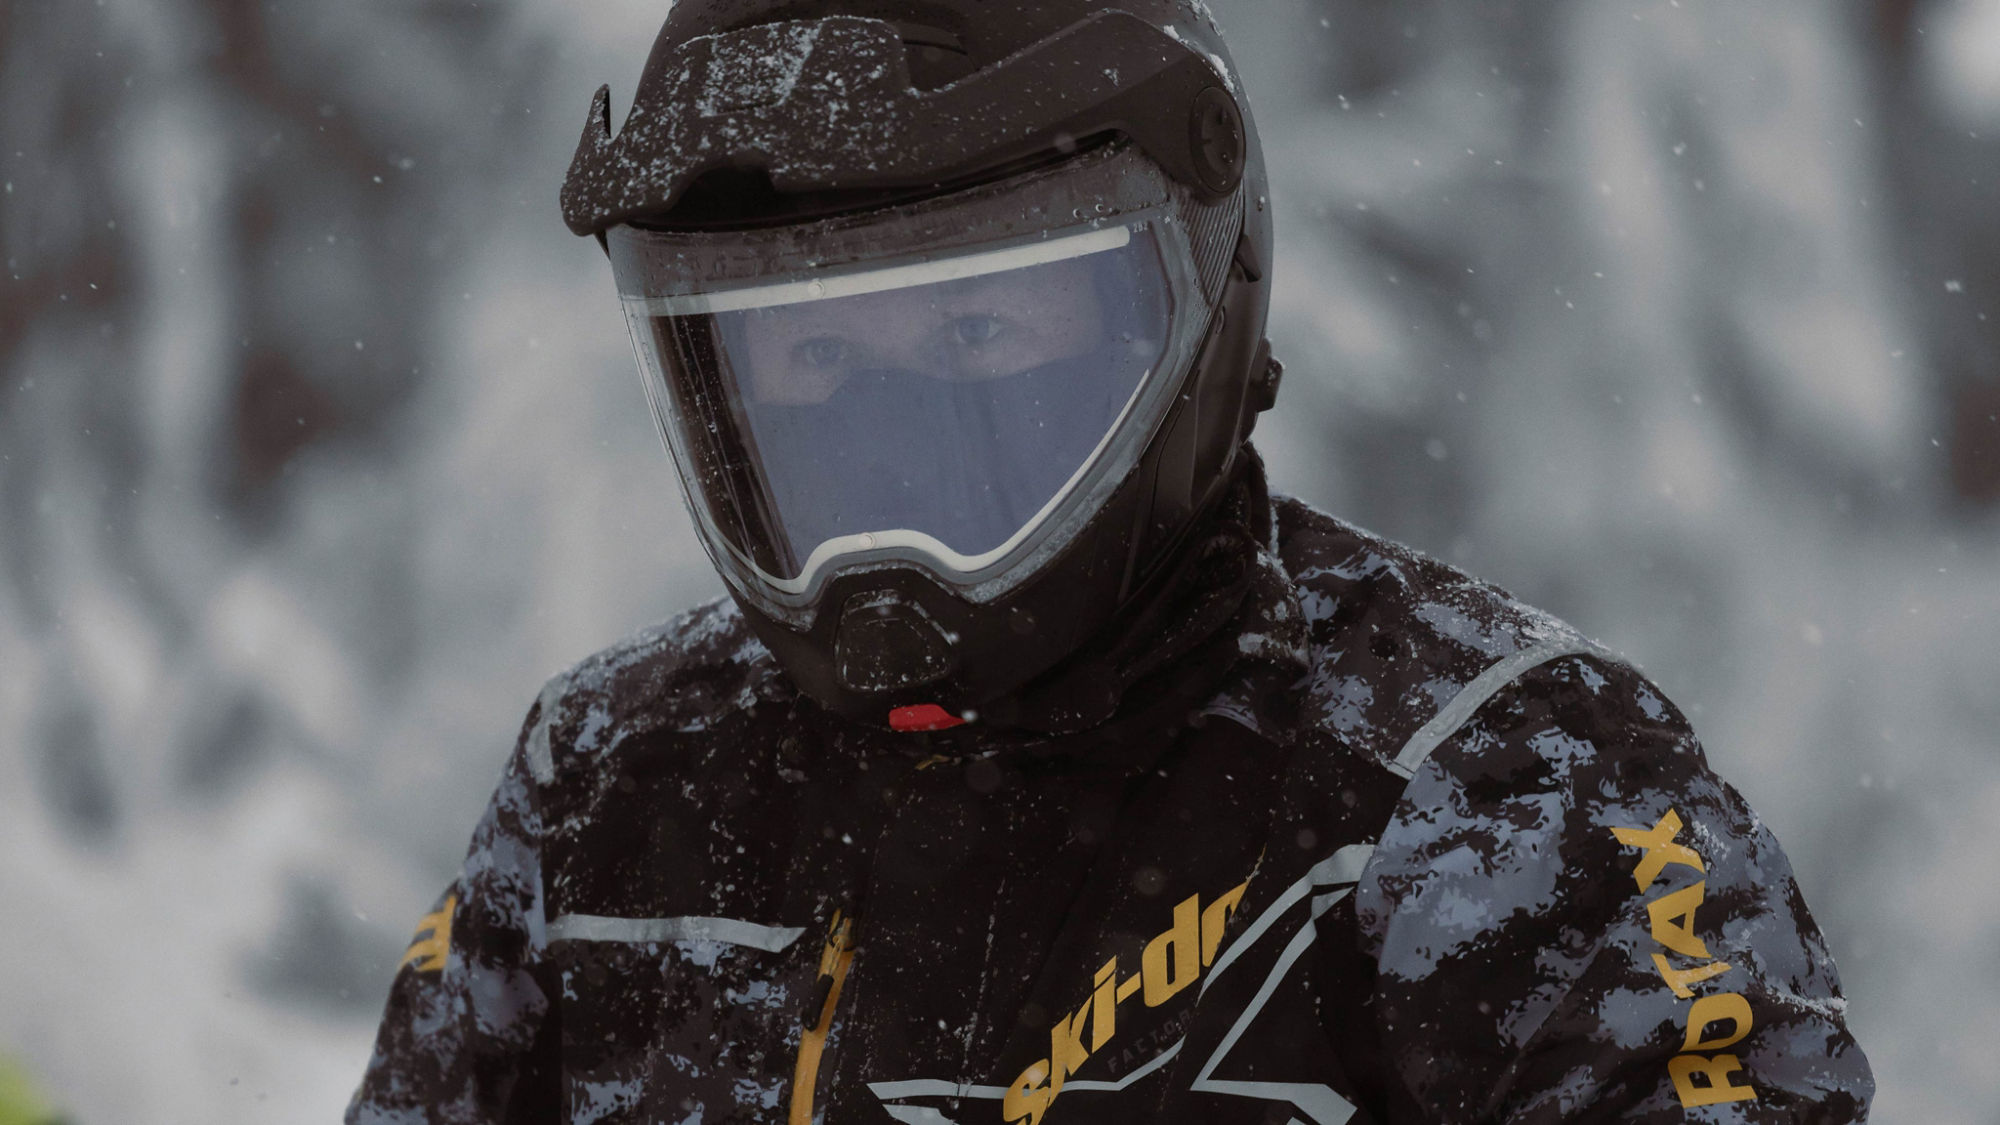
[348,2,1874,1122]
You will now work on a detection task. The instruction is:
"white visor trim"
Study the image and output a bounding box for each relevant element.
[629,224,1134,316]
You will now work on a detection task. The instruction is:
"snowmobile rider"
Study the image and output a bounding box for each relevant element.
[350,2,1874,1122]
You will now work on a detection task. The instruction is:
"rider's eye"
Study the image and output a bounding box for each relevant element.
[952,316,1005,346]
[797,337,849,368]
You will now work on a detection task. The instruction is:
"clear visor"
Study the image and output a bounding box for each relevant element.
[609,157,1209,614]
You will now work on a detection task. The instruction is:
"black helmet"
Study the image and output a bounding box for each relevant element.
[562,1,1280,730]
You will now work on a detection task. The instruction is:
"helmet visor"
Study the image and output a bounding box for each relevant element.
[609,153,1210,613]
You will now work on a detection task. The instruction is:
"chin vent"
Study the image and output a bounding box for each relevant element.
[834,591,957,694]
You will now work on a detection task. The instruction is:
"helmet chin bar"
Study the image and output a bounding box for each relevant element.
[730,244,1275,727]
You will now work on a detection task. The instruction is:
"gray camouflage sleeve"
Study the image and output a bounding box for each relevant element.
[1352,655,1872,1123]
[346,703,557,1125]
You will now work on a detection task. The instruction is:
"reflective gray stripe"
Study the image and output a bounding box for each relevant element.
[1385,640,1609,780]
[546,913,806,952]
[522,677,565,785]
[881,1107,964,1125]
[1203,844,1372,995]
[1057,1037,1183,1093]
[868,1039,1181,1109]
[867,1080,1009,1102]
[1188,882,1360,1125]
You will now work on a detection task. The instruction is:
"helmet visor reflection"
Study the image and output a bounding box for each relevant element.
[623,222,1176,588]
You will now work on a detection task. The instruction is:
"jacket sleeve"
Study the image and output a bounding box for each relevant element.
[1351,654,1872,1123]
[347,701,559,1125]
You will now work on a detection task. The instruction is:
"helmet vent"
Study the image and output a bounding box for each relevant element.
[891,21,973,88]
[834,592,958,693]
[891,21,962,52]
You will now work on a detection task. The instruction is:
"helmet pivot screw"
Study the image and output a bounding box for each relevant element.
[1189,86,1245,197]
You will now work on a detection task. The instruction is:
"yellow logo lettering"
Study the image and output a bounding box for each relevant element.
[1683,992,1754,1053]
[1611,809,1705,893]
[1609,809,1759,1108]
[399,893,456,974]
[1667,1053,1758,1107]
[1645,881,1711,960]
[1141,895,1201,1007]
[1002,1058,1053,1125]
[1200,883,1246,967]
[1650,953,1730,999]
[1048,1002,1092,1097]
[1089,959,1119,1052]
[1002,875,1252,1123]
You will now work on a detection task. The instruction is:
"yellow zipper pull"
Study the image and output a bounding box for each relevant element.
[790,908,858,1125]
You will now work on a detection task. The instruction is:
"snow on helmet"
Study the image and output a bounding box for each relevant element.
[562,1,1280,727]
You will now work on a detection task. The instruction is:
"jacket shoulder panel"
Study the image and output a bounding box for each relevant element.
[1272,495,1603,774]
[1265,500,1869,1116]
[521,594,786,785]
[1349,653,1868,1117]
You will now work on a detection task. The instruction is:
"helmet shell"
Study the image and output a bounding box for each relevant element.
[562,2,1264,236]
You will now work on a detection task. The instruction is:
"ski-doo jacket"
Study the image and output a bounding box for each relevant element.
[348,492,1873,1125]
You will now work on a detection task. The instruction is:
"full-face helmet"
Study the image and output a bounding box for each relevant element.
[562,1,1279,728]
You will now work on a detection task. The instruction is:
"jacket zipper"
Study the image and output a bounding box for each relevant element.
[790,908,857,1125]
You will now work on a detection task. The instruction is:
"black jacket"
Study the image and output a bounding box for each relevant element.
[349,485,1871,1124]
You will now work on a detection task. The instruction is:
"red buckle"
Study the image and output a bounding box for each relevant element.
[887,704,967,732]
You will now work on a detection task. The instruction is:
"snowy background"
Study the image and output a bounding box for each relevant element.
[3,0,1997,1120]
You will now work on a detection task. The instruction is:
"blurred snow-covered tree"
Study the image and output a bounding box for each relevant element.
[1874,0,2000,503]
[0,2,606,1119]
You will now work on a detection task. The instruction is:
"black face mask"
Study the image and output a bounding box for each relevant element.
[741,345,1146,573]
